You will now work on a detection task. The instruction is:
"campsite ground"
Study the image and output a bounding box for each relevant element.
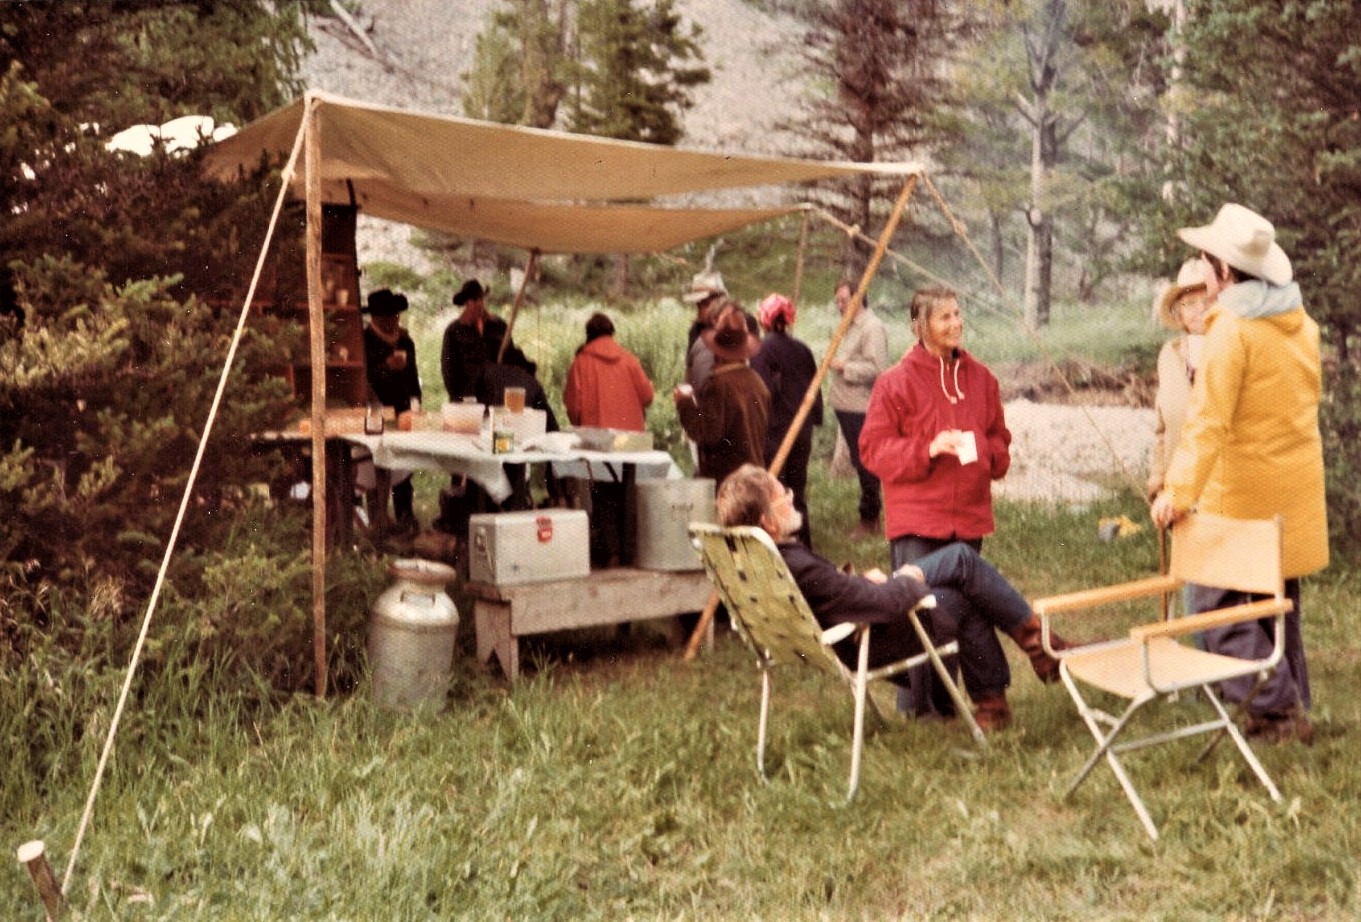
[6,299,1356,920]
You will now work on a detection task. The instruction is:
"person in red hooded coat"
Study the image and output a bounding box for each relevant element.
[563,312,654,431]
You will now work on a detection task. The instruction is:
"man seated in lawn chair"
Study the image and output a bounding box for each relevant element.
[716,464,1070,731]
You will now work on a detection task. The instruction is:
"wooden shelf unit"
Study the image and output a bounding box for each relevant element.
[257,204,368,409]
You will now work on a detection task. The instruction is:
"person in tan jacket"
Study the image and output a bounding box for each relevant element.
[828,280,889,537]
[1151,203,1327,745]
[1146,259,1211,502]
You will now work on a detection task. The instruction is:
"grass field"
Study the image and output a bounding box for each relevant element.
[4,292,1356,919]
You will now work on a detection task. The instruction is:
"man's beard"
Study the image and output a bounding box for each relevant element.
[775,502,803,540]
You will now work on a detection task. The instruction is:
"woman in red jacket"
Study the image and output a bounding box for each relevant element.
[861,288,1050,725]
[563,312,654,430]
[563,312,655,566]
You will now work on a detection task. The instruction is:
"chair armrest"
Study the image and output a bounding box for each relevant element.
[1032,575,1180,616]
[821,623,856,645]
[820,593,936,647]
[1129,597,1293,642]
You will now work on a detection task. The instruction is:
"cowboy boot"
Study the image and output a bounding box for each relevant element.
[1008,615,1069,684]
[971,691,1012,732]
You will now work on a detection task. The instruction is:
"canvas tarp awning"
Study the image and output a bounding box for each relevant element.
[203,91,924,254]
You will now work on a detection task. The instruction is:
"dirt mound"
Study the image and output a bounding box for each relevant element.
[997,359,1155,408]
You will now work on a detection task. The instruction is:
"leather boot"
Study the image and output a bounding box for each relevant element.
[971,691,1012,732]
[1008,615,1069,684]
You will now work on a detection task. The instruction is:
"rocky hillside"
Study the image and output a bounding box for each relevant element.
[301,0,807,265]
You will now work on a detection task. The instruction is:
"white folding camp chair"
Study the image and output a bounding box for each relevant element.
[690,523,985,802]
[1031,512,1291,840]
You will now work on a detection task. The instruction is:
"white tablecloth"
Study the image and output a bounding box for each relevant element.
[344,431,680,503]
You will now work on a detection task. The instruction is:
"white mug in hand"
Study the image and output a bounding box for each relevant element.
[956,430,978,465]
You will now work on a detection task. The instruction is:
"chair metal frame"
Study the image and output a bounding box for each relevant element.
[1032,512,1291,840]
[690,523,986,802]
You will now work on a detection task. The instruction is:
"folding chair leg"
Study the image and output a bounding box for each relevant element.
[1198,684,1283,803]
[1061,671,1163,840]
[846,627,872,802]
[908,610,987,747]
[1196,670,1269,765]
[756,667,772,784]
[1066,699,1163,840]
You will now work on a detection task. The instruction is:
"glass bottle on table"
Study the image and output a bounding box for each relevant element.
[364,399,385,435]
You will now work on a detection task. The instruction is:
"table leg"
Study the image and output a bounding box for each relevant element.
[474,599,519,681]
[324,439,355,549]
[621,463,637,567]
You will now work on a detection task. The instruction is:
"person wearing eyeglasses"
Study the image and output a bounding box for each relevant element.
[1151,203,1327,745]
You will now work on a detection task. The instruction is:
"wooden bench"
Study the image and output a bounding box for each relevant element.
[465,568,715,680]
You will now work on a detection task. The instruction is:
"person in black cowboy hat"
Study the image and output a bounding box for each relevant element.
[362,287,421,532]
[439,278,536,402]
[432,279,546,534]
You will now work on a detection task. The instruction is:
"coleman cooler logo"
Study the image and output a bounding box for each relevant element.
[536,515,554,543]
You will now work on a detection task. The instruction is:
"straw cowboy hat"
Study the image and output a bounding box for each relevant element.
[1177,203,1293,286]
[683,270,727,304]
[1153,259,1206,331]
[702,304,761,362]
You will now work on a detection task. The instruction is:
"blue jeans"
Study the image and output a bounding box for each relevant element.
[890,540,1029,706]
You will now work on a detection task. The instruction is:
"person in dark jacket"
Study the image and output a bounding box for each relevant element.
[440,278,535,401]
[674,303,769,487]
[751,292,822,548]
[716,463,1069,731]
[362,288,420,530]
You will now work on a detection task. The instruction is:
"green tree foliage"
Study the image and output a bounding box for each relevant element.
[462,0,571,129]
[0,1,313,594]
[1149,0,1361,355]
[942,0,1167,316]
[566,0,710,144]
[782,0,967,278]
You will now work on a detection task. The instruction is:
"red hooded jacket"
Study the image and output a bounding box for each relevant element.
[859,343,1011,542]
[563,335,655,431]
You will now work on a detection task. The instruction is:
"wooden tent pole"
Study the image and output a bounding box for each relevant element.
[684,175,921,660]
[304,95,329,699]
[498,249,540,364]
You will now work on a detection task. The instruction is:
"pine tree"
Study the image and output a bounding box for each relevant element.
[566,0,710,145]
[0,1,311,592]
[781,0,967,279]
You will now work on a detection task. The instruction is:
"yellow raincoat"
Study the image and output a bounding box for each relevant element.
[1163,293,1328,578]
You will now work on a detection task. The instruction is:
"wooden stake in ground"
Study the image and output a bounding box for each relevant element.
[683,176,921,660]
[304,95,329,699]
[18,840,64,920]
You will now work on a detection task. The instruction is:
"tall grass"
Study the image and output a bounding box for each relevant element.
[4,470,1358,918]
[4,283,1356,919]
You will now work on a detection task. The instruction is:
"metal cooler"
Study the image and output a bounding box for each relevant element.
[468,509,590,586]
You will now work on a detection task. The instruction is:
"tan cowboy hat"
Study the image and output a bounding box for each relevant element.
[702,304,761,362]
[683,270,727,304]
[1176,203,1293,285]
[1153,259,1207,331]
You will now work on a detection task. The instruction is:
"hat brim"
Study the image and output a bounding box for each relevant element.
[683,289,722,304]
[1154,280,1206,331]
[1177,225,1293,286]
[701,328,761,362]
